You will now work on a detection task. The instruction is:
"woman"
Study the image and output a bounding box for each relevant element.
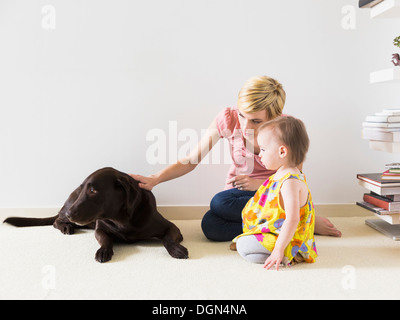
[130,76,341,241]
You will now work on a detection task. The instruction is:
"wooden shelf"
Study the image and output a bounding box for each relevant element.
[370,68,400,83]
[371,0,400,18]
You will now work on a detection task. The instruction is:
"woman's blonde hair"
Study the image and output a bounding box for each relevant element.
[238,75,286,119]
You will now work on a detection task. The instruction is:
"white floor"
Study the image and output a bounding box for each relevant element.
[1,216,400,300]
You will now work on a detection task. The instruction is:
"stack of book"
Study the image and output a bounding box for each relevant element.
[357,163,400,224]
[362,108,400,152]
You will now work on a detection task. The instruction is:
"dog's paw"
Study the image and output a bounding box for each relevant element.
[95,247,114,263]
[57,223,75,235]
[167,243,189,260]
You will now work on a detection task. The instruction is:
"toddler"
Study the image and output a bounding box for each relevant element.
[233,116,317,270]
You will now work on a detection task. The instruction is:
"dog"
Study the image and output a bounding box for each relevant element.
[3,167,189,263]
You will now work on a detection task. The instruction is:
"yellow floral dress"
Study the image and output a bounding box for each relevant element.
[233,172,317,265]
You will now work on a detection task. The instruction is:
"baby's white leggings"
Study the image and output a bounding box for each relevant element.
[236,235,271,264]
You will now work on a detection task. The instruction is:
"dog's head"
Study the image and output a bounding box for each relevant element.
[66,167,142,226]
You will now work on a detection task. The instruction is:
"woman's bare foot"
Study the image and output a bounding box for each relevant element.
[315,216,342,237]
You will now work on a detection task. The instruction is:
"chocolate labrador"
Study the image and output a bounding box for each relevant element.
[4,167,189,263]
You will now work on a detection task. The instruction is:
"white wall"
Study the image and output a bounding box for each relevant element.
[1,0,400,207]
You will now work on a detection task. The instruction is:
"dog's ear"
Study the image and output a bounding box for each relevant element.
[115,175,142,212]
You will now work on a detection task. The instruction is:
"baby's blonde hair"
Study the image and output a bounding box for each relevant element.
[238,76,286,119]
[259,116,310,166]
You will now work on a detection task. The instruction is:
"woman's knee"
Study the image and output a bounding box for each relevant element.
[201,210,242,242]
[201,211,218,241]
[210,189,254,219]
[209,190,227,213]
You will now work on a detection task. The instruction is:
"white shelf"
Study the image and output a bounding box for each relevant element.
[369,140,400,152]
[370,68,400,83]
[371,0,400,18]
[363,1,400,240]
[372,212,400,224]
[366,219,400,240]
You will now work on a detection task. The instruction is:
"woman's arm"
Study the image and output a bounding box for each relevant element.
[130,119,221,190]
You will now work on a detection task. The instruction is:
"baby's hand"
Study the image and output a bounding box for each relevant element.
[263,249,284,271]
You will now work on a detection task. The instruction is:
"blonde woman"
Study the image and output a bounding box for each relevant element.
[131,76,341,241]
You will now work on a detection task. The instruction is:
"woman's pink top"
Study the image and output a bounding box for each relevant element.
[215,107,277,190]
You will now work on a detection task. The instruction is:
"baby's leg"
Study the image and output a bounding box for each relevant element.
[236,235,271,264]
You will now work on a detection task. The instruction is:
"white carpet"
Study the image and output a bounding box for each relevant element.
[1,216,400,300]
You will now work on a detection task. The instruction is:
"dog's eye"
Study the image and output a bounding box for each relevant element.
[90,186,98,194]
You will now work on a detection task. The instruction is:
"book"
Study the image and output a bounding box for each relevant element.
[372,192,400,201]
[356,201,400,215]
[359,0,384,8]
[369,140,400,152]
[385,194,400,201]
[365,127,400,132]
[357,173,400,187]
[366,114,400,123]
[385,162,400,169]
[363,121,400,128]
[362,128,400,142]
[381,170,400,181]
[357,170,400,226]
[358,179,400,196]
[381,108,400,115]
[363,192,400,211]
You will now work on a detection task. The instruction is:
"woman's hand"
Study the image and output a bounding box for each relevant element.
[129,174,159,191]
[227,175,263,191]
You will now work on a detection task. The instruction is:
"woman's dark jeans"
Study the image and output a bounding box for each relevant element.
[201,188,256,242]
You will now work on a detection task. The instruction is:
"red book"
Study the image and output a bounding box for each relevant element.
[363,193,400,211]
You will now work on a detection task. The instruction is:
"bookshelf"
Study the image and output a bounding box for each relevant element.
[370,68,400,83]
[360,1,400,240]
[369,140,400,152]
[371,0,400,18]
[365,219,400,239]
[357,173,400,240]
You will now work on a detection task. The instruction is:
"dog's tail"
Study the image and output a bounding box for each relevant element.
[3,215,58,227]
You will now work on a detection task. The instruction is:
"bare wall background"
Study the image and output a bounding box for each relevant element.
[0,0,400,207]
